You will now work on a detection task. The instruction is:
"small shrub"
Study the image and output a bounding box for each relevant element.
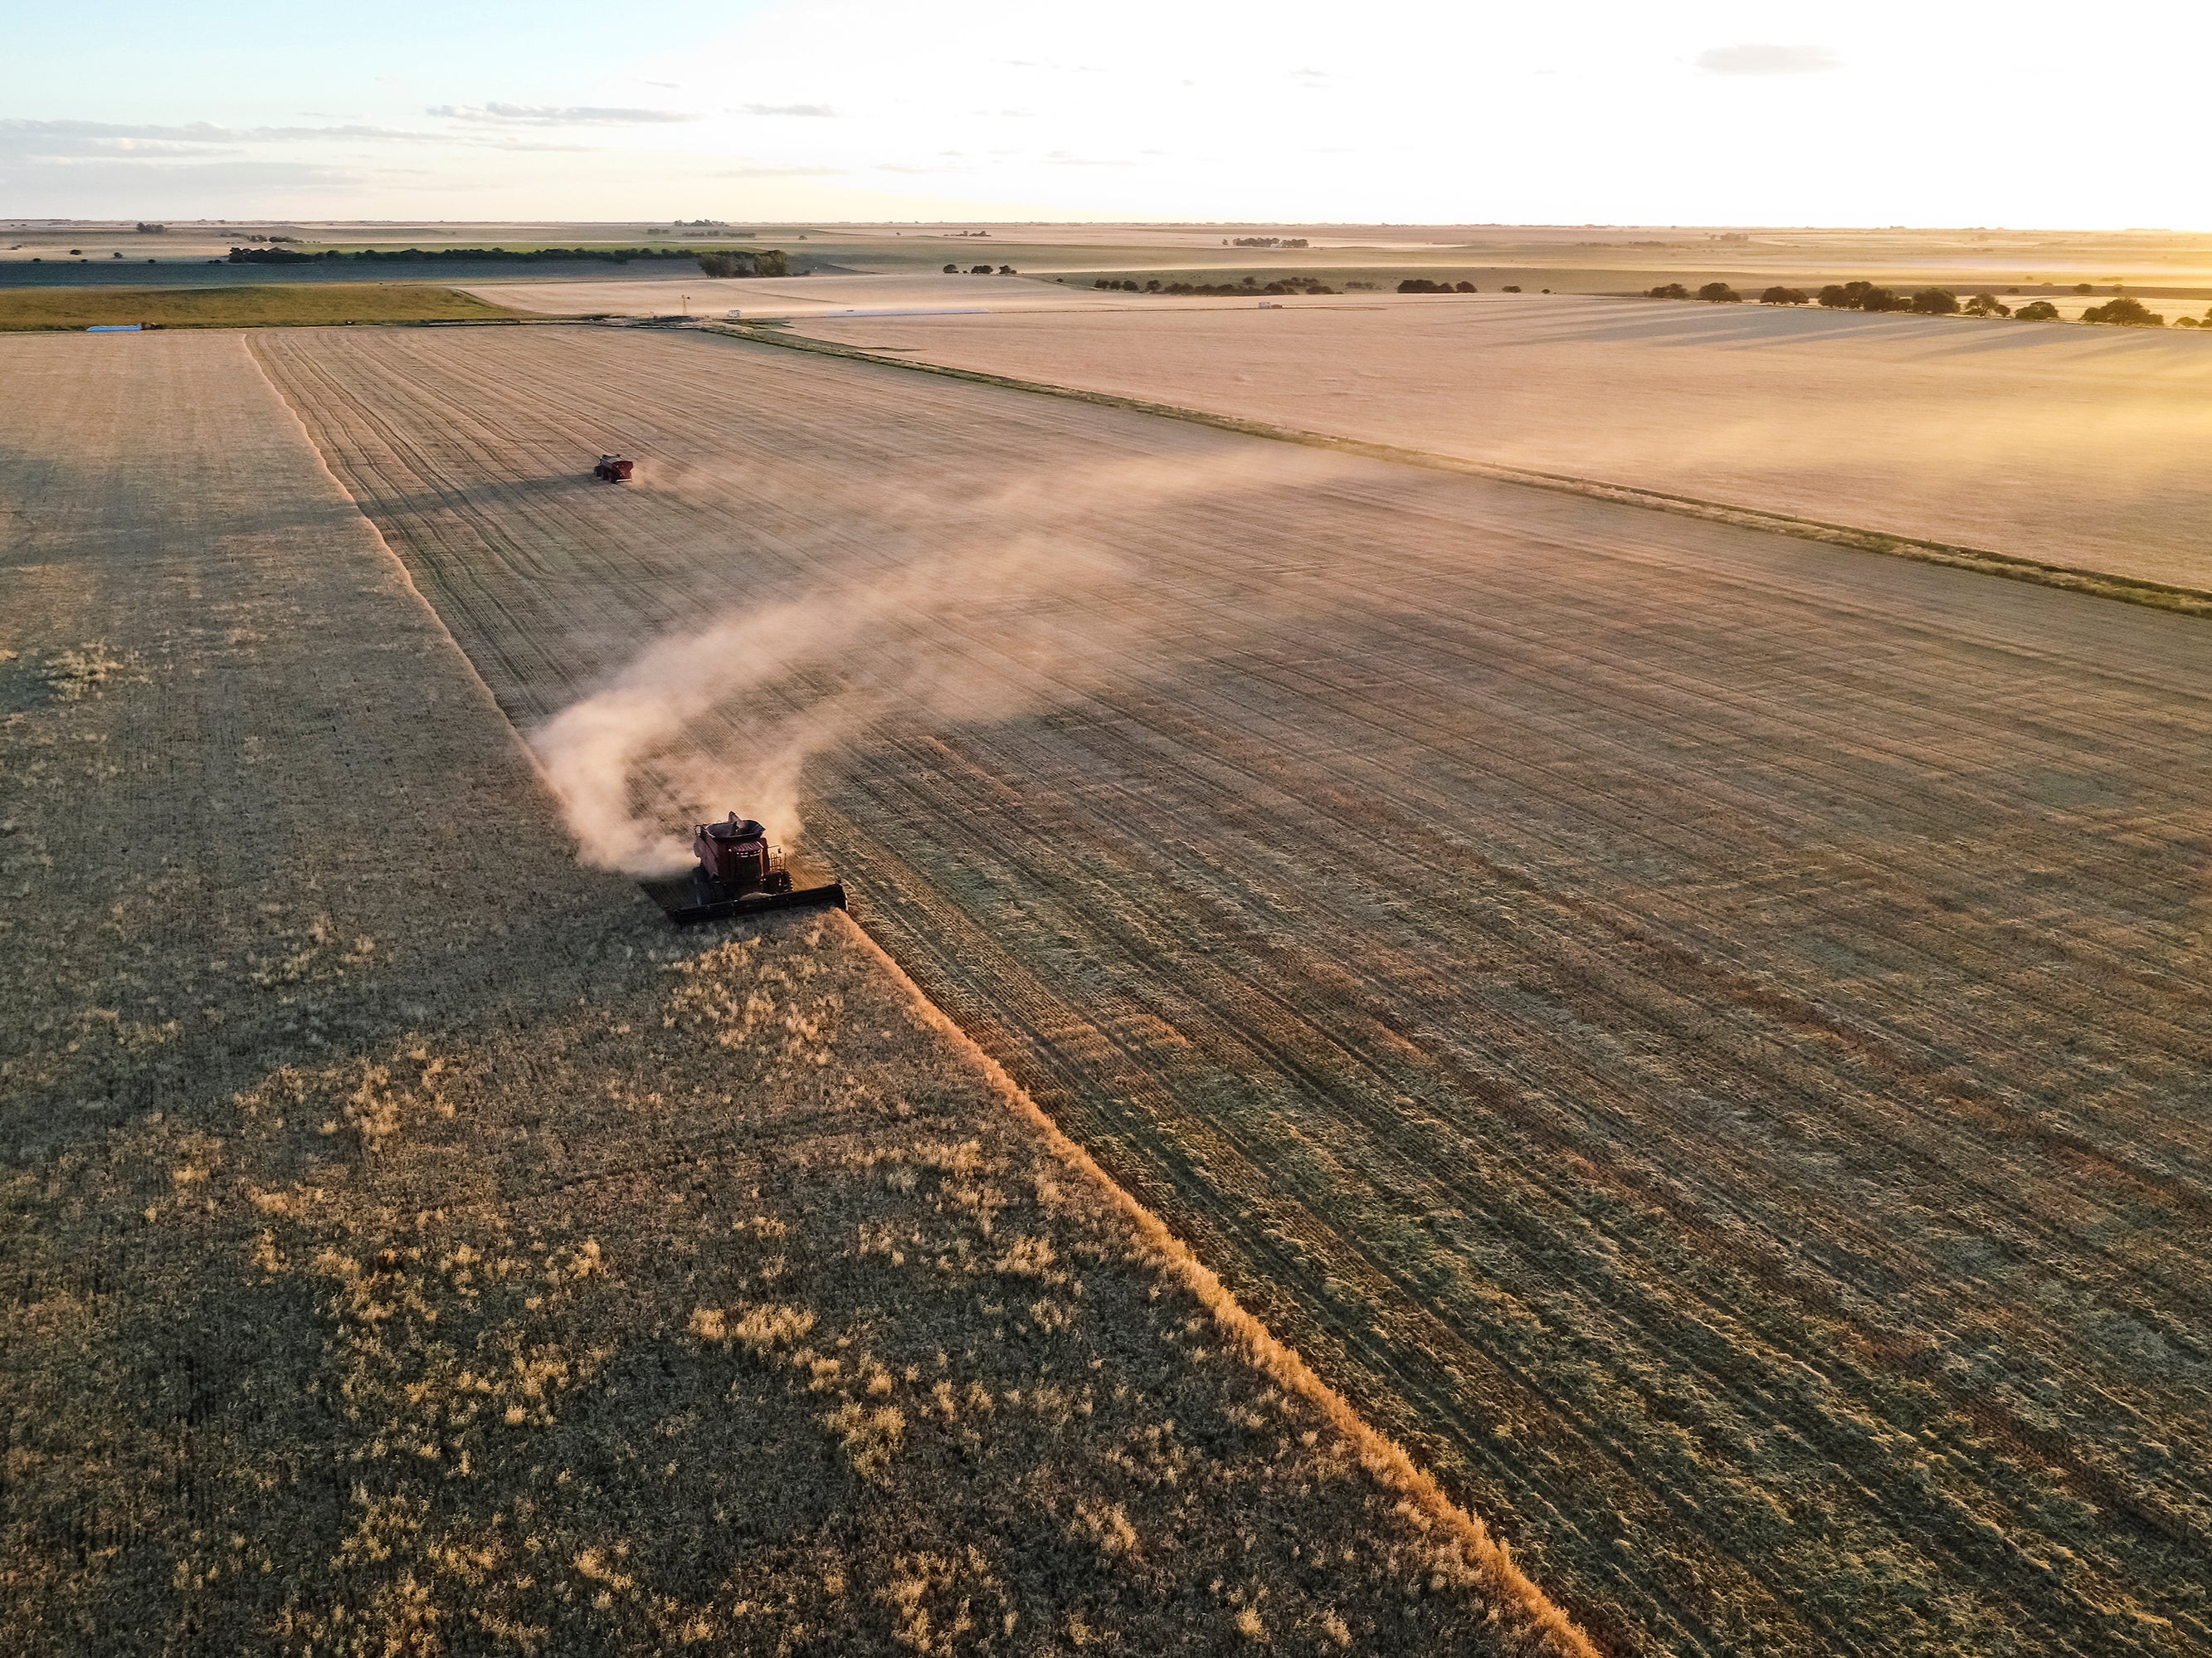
[1962,293,2011,318]
[2081,295,2164,326]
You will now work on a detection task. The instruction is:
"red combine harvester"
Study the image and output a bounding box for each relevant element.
[592,453,635,483]
[645,812,845,924]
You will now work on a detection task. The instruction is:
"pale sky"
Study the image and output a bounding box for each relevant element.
[2,0,2201,227]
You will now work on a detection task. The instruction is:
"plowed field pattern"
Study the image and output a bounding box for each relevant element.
[254,325,2212,1658]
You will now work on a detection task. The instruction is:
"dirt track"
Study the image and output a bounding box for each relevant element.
[792,295,2212,592]
[248,323,2212,1658]
[0,332,1577,1657]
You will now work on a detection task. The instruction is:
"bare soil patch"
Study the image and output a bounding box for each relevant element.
[0,333,1581,1657]
[249,321,2212,1658]
[789,295,2212,592]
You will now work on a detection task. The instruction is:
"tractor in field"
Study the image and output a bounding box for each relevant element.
[643,812,845,924]
[592,453,635,483]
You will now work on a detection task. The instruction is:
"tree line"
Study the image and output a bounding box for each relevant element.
[1091,276,1337,295]
[228,245,785,271]
[1645,277,2199,328]
[943,264,1018,275]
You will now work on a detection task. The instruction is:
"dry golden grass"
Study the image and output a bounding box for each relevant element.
[791,295,2212,593]
[0,331,1586,1656]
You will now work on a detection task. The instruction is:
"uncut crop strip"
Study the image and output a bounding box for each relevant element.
[254,325,2212,1658]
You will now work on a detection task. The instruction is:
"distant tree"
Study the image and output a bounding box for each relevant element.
[1760,285,1809,305]
[1454,280,1478,292]
[1144,279,1160,291]
[2081,295,2164,326]
[1646,282,1691,300]
[2074,282,2094,294]
[969,264,994,275]
[2015,300,2061,320]
[1961,293,2011,318]
[1816,284,1851,308]
[1397,278,1449,293]
[1502,284,1522,292]
[1697,281,1742,303]
[945,264,960,274]
[1910,288,1961,315]
[996,264,1016,274]
[2179,317,2200,328]
[1858,286,1908,312]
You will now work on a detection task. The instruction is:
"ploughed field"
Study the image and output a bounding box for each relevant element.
[0,332,1582,1657]
[793,294,2212,593]
[250,324,2212,1658]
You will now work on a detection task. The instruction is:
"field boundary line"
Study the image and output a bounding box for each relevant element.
[704,321,2212,622]
[240,335,586,810]
[832,910,1602,1658]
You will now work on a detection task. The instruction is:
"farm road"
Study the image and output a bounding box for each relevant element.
[2,332,1571,1656]
[254,324,2212,1658]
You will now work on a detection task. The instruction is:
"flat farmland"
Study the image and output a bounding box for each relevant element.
[0,333,1581,1656]
[792,295,2212,592]
[251,324,2212,1658]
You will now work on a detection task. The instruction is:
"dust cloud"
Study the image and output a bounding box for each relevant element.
[531,448,1342,875]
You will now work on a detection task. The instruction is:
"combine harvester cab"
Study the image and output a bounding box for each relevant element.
[642,812,845,924]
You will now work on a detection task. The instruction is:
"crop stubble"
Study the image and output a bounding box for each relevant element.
[0,332,1580,1656]
[248,324,2212,1658]
[791,295,2212,594]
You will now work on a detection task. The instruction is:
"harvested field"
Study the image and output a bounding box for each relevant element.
[0,333,1586,1657]
[790,294,2212,592]
[248,323,2212,1658]
[0,282,522,330]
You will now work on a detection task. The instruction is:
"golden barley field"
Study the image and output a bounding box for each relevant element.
[790,293,2212,593]
[239,322,2212,1658]
[0,332,1587,1657]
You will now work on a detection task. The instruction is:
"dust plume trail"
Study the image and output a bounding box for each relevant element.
[532,448,1345,875]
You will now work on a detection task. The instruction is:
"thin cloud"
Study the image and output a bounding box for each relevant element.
[428,102,700,125]
[719,163,847,176]
[738,102,838,117]
[0,117,585,154]
[1695,44,1843,76]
